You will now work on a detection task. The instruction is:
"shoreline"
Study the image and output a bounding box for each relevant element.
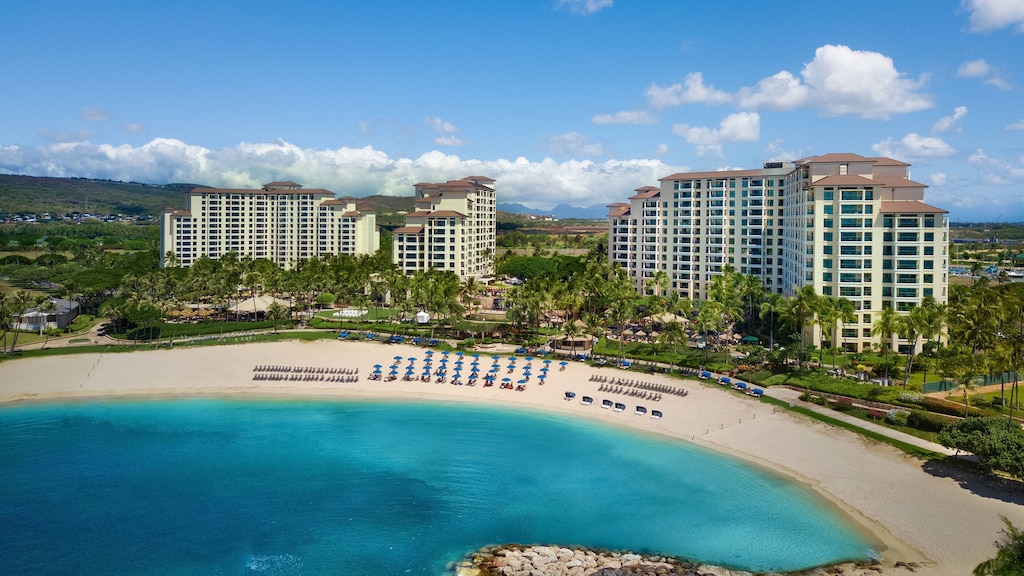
[2,339,1021,575]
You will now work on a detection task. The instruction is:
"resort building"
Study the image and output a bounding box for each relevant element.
[13,298,81,332]
[392,176,497,280]
[160,181,379,268]
[608,153,949,353]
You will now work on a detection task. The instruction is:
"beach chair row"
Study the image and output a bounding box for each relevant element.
[595,384,663,401]
[588,375,688,397]
[253,365,358,374]
[252,373,358,382]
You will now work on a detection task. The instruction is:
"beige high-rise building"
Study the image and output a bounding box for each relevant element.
[160,181,378,268]
[392,176,496,280]
[609,153,948,353]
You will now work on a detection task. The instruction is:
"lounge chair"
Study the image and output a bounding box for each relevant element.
[651,410,663,419]
[581,396,593,406]
[601,399,613,409]
[635,406,647,415]
[613,403,626,413]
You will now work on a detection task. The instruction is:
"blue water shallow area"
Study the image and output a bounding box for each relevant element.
[0,400,877,575]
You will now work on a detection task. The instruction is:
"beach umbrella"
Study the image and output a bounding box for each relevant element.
[502,377,511,383]
[543,359,552,365]
[455,360,464,366]
[559,361,568,366]
[394,356,402,361]
[518,379,526,385]
[373,364,382,369]
[490,366,499,373]
[491,355,500,360]
[456,351,464,357]
[540,366,549,372]
[526,356,534,363]
[472,353,480,358]
[470,360,479,366]
[538,374,547,381]
[442,350,450,356]
[425,350,434,356]
[408,357,416,363]
[372,368,382,374]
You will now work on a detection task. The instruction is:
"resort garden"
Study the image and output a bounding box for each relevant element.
[3,232,1024,481]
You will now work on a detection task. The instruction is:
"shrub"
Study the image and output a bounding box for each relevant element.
[906,410,954,432]
[885,409,910,426]
[832,398,854,412]
[897,392,923,405]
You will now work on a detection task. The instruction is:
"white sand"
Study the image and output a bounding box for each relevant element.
[2,339,1022,575]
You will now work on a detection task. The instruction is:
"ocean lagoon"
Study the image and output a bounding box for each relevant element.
[0,399,876,575]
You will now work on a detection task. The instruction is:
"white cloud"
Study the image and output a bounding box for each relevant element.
[735,71,811,111]
[931,106,968,134]
[956,58,1012,90]
[645,72,732,109]
[80,107,113,122]
[424,117,465,146]
[1006,118,1024,130]
[871,133,957,160]
[591,110,658,125]
[968,149,1024,183]
[547,132,604,157]
[652,143,669,156]
[425,116,459,134]
[122,123,147,135]
[764,139,806,162]
[0,138,677,209]
[673,112,760,156]
[796,45,932,118]
[929,172,948,187]
[35,127,92,143]
[557,0,613,15]
[650,45,931,119]
[957,58,993,78]
[433,136,465,147]
[963,0,1024,32]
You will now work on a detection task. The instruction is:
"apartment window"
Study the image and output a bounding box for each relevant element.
[823,191,834,201]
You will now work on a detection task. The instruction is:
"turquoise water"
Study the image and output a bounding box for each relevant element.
[0,400,876,575]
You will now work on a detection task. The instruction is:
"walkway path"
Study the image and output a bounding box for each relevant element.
[763,386,961,457]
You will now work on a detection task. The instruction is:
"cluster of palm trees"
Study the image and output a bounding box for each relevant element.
[0,290,60,353]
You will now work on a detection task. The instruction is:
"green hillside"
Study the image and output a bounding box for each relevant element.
[0,175,200,216]
[0,174,529,224]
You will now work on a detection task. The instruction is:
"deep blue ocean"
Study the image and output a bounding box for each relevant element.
[0,400,876,575]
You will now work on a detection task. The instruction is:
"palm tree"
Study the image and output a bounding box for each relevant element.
[737,274,765,331]
[655,320,688,373]
[36,297,57,349]
[813,295,842,370]
[917,297,946,386]
[872,307,900,384]
[759,293,784,349]
[973,516,1024,576]
[5,290,31,355]
[779,285,818,368]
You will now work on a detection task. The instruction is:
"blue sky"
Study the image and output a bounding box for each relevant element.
[2,0,1023,221]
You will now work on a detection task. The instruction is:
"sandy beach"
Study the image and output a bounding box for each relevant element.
[2,339,1022,575]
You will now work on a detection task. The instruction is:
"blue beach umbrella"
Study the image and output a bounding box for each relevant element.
[525,356,534,363]
[424,350,434,356]
[442,350,450,356]
[394,356,402,361]
[543,359,552,365]
[372,368,381,374]
[491,355,500,361]
[373,364,382,369]
[456,351,464,357]
[540,366,549,373]
[559,361,568,366]
[408,357,416,363]
[455,360,464,366]
[518,379,526,385]
[538,374,547,381]
[472,353,480,358]
[490,366,499,373]
[502,377,511,383]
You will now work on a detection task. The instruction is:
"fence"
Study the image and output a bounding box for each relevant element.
[922,371,1021,394]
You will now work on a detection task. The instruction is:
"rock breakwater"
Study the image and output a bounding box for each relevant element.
[452,544,923,576]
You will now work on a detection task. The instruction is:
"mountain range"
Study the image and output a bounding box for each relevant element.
[0,174,608,222]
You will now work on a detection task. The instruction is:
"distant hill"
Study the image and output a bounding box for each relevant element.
[497,202,607,220]
[0,174,605,223]
[0,174,199,216]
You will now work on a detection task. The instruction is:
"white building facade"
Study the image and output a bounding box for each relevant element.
[392,176,496,280]
[160,181,378,268]
[609,154,949,353]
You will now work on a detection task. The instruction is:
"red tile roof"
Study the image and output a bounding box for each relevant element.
[659,169,767,180]
[629,188,661,199]
[811,175,878,186]
[868,157,910,166]
[428,210,467,218]
[394,226,424,234]
[879,201,947,214]
[873,176,927,188]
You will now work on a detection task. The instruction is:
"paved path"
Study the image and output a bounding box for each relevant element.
[763,386,962,457]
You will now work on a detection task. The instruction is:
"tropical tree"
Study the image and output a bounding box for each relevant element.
[973,516,1024,576]
[654,320,688,373]
[871,306,900,384]
[266,301,290,334]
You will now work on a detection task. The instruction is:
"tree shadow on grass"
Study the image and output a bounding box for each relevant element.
[922,457,1024,506]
